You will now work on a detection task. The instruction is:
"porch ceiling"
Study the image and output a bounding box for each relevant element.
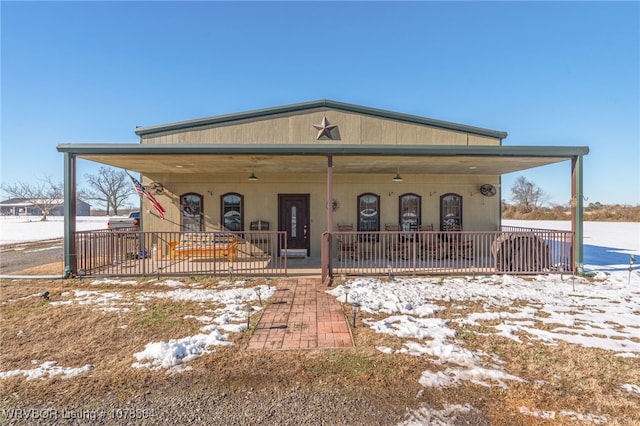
[59,143,589,176]
[76,153,568,176]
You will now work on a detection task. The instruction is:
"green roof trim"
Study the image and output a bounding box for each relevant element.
[133,100,509,140]
[57,143,588,158]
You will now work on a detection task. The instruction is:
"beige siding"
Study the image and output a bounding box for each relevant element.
[138,107,503,255]
[141,108,501,147]
[141,173,500,255]
[468,134,500,146]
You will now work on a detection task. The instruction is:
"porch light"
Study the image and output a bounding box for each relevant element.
[392,167,403,182]
[248,172,259,181]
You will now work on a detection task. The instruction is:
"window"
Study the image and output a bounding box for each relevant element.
[221,193,243,231]
[440,193,462,230]
[399,193,421,231]
[357,193,380,232]
[180,193,203,231]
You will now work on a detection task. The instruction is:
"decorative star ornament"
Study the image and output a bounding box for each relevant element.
[313,115,337,140]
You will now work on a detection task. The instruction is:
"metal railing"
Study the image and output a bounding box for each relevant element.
[73,230,287,277]
[325,228,573,280]
[73,227,572,279]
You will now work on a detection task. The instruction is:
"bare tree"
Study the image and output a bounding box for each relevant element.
[0,176,63,221]
[510,176,548,213]
[80,167,136,215]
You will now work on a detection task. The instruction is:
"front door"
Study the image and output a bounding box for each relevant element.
[278,194,310,255]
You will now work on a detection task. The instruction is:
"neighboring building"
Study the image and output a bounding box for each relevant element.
[57,100,589,274]
[51,200,91,216]
[0,198,91,216]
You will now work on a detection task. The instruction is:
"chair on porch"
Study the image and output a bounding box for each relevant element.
[443,223,474,259]
[419,224,445,259]
[336,223,358,261]
[249,219,270,256]
[385,224,406,260]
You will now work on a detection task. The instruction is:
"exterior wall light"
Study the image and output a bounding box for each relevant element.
[392,167,403,182]
[248,172,259,181]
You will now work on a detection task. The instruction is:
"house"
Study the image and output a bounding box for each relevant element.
[57,100,588,278]
[0,198,90,216]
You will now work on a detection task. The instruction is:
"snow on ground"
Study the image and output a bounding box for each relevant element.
[47,280,276,374]
[131,327,233,372]
[0,215,109,244]
[1,218,638,423]
[325,221,638,424]
[503,220,639,273]
[0,361,93,381]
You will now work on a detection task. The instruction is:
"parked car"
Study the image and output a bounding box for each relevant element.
[107,211,140,229]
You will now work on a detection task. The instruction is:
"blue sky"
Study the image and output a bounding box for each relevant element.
[2,1,638,207]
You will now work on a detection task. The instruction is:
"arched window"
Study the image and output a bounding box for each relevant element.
[399,193,421,231]
[357,193,380,232]
[440,193,462,230]
[180,193,203,231]
[221,193,244,231]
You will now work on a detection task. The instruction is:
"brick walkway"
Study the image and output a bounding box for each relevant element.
[247,277,353,350]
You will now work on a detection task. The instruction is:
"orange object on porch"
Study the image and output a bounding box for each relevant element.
[169,232,238,261]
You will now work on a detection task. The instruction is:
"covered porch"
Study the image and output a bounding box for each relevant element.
[58,143,588,280]
[71,224,572,280]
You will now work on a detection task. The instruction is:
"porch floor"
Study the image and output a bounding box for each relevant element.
[247,277,352,350]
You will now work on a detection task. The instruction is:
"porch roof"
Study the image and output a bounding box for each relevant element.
[56,143,589,176]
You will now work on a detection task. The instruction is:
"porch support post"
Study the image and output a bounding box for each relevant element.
[63,152,77,277]
[571,155,585,274]
[326,154,334,276]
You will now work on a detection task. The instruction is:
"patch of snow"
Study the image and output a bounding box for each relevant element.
[0,361,93,380]
[559,409,609,424]
[131,328,232,370]
[400,403,473,426]
[519,406,556,419]
[90,278,138,286]
[622,383,640,396]
[519,406,609,424]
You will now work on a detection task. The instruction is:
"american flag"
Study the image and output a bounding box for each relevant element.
[127,172,165,219]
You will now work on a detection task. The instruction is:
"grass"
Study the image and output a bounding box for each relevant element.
[1,274,639,425]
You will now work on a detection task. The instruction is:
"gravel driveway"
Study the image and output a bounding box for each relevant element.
[0,239,63,275]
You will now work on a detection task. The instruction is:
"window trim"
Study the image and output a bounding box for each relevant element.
[398,193,421,231]
[357,192,381,232]
[439,192,463,230]
[220,192,244,232]
[180,192,204,231]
